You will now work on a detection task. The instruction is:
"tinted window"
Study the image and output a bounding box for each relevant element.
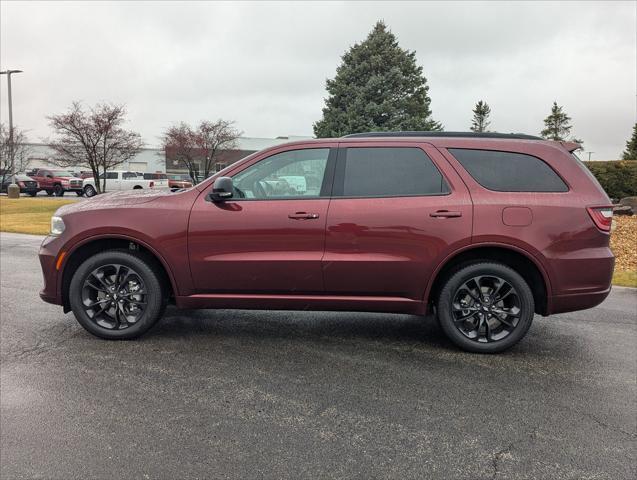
[448,149,568,192]
[232,148,330,199]
[338,147,448,197]
[122,172,138,180]
[99,172,118,179]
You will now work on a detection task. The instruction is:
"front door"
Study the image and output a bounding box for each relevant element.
[188,145,336,294]
[322,143,473,300]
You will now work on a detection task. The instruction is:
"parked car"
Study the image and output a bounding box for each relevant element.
[167,174,194,190]
[1,174,39,196]
[142,172,170,189]
[30,169,83,196]
[82,170,169,197]
[39,132,614,353]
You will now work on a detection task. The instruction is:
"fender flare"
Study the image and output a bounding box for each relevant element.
[57,232,180,302]
[423,241,553,311]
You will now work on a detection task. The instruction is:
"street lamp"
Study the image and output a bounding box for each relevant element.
[0,69,23,199]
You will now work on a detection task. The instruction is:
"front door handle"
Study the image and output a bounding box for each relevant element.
[430,210,462,218]
[288,212,320,220]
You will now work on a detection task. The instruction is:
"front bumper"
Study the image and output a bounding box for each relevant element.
[38,235,63,306]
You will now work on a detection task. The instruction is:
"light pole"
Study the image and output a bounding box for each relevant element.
[587,151,595,161]
[0,69,23,198]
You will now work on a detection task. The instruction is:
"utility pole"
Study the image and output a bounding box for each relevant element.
[587,151,595,161]
[0,69,23,198]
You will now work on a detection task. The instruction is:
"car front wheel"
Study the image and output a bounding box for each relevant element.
[83,185,97,197]
[69,250,166,339]
[437,262,534,353]
[54,184,64,196]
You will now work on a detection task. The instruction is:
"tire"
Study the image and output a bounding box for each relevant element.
[46,190,54,196]
[437,262,534,353]
[69,250,166,340]
[84,185,97,197]
[27,191,37,197]
[54,184,64,197]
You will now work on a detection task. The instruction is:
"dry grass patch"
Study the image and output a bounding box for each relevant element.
[0,198,77,235]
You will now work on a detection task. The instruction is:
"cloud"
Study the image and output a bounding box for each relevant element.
[1,0,635,159]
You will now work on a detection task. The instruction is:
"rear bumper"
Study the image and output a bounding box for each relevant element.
[549,286,612,315]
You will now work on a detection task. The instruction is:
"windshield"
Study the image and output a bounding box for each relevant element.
[52,171,75,177]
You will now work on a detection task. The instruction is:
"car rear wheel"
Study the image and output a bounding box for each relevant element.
[84,185,96,197]
[437,262,534,353]
[54,184,64,196]
[69,250,166,339]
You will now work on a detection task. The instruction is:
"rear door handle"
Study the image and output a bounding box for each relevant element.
[288,212,320,220]
[430,210,462,218]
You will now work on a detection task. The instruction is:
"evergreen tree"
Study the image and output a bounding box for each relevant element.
[621,123,637,160]
[470,100,491,132]
[540,101,573,141]
[314,21,442,137]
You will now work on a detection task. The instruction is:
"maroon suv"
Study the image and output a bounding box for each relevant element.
[39,132,614,353]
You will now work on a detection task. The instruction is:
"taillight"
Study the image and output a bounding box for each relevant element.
[586,206,613,232]
[149,181,154,188]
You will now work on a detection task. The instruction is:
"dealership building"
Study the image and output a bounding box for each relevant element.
[23,135,310,176]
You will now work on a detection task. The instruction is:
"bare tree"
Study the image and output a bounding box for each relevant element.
[47,102,143,193]
[162,120,241,182]
[0,123,31,183]
[161,122,199,182]
[195,120,241,179]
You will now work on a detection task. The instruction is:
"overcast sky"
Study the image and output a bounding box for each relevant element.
[1,1,635,159]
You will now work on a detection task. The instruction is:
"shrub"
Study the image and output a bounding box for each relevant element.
[584,160,637,200]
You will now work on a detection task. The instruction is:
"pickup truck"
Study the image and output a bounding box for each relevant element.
[29,169,84,196]
[82,171,170,197]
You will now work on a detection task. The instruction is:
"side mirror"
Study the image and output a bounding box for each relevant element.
[210,176,234,202]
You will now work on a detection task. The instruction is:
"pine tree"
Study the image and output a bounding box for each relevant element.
[540,101,573,141]
[621,123,637,160]
[470,100,491,132]
[313,21,442,137]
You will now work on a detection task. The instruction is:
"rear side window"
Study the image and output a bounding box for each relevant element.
[336,147,449,197]
[448,148,568,192]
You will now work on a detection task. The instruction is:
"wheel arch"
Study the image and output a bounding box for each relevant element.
[59,235,177,312]
[426,243,552,316]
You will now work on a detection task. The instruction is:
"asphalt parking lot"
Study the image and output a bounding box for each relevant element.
[1,232,635,479]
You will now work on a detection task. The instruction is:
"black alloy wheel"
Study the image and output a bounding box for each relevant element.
[451,275,521,343]
[69,250,165,339]
[437,262,534,353]
[81,264,148,331]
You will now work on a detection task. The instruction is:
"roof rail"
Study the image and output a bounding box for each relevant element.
[342,131,543,140]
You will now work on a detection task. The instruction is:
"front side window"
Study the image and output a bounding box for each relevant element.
[335,147,449,197]
[232,148,330,199]
[448,148,568,192]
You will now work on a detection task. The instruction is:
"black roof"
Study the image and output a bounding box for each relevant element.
[342,131,542,140]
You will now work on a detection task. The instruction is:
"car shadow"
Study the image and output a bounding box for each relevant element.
[146,306,454,351]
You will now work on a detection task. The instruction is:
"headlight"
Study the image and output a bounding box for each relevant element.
[50,216,66,236]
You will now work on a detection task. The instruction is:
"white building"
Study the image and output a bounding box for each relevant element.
[23,135,310,174]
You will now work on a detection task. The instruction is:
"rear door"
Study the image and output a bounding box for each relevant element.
[322,142,472,300]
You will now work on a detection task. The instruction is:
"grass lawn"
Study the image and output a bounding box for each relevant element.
[1,196,636,287]
[0,197,77,235]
